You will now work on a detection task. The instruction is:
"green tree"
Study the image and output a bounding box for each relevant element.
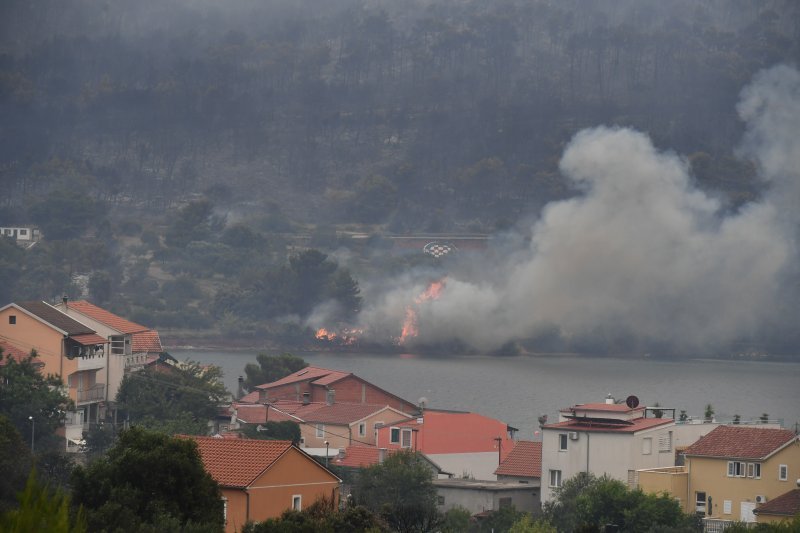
[116,359,228,435]
[704,404,714,422]
[0,350,72,452]
[0,415,32,513]
[27,189,107,241]
[353,450,440,533]
[241,421,301,443]
[243,353,308,392]
[508,515,557,533]
[71,427,223,532]
[475,505,526,532]
[1,469,86,533]
[165,199,222,248]
[440,506,471,533]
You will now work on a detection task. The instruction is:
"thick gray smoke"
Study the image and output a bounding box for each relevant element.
[355,65,800,353]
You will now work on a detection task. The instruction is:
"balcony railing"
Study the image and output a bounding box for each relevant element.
[77,383,106,403]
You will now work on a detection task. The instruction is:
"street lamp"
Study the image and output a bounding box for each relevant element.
[324,440,330,468]
[28,416,34,454]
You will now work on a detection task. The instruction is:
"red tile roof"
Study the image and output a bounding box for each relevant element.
[298,403,392,425]
[190,436,293,488]
[0,340,43,367]
[563,403,645,413]
[544,417,672,434]
[256,366,350,390]
[494,441,542,478]
[754,489,800,517]
[684,425,798,459]
[238,390,260,403]
[71,333,108,345]
[132,330,163,353]
[66,300,149,333]
[334,446,386,468]
[232,403,302,424]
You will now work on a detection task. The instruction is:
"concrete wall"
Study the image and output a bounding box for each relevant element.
[434,483,539,515]
[429,452,501,481]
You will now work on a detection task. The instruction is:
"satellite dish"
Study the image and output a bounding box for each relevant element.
[626,395,640,409]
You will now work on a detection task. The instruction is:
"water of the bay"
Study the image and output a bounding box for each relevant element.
[172,349,799,440]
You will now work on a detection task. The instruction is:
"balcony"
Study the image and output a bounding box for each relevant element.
[77,383,106,404]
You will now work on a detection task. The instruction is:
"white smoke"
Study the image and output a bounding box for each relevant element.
[356,65,800,354]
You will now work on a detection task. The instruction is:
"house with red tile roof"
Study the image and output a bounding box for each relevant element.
[753,488,800,524]
[189,436,341,533]
[0,300,110,450]
[540,396,717,504]
[54,299,164,392]
[0,339,43,368]
[374,409,517,481]
[638,425,800,524]
[254,365,417,413]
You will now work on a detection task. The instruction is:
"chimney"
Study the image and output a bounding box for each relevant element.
[302,391,310,405]
[378,448,387,464]
[605,394,615,405]
[237,376,244,400]
[62,294,69,307]
[326,389,335,406]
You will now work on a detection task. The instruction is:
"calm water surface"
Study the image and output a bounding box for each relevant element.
[172,349,800,440]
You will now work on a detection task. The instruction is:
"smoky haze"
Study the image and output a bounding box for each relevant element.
[354,65,800,354]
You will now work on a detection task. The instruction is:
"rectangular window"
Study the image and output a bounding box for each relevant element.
[779,464,788,481]
[316,424,324,438]
[642,437,652,455]
[358,422,366,437]
[728,461,735,477]
[292,495,302,511]
[549,469,562,488]
[729,461,746,477]
[8,315,15,325]
[559,434,568,451]
[401,429,412,448]
[19,229,27,236]
[754,463,761,479]
[723,500,732,515]
[390,427,400,444]
[437,495,445,506]
[696,492,707,515]
[110,336,125,355]
[747,463,755,478]
[499,497,512,509]
[658,432,672,452]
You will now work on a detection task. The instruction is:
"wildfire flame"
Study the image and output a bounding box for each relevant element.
[398,278,446,345]
[315,327,362,345]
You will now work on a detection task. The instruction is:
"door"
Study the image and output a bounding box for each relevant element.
[740,501,756,523]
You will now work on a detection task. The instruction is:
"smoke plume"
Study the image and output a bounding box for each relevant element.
[355,65,800,354]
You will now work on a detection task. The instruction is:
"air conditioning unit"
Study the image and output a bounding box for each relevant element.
[568,431,579,441]
[755,495,767,504]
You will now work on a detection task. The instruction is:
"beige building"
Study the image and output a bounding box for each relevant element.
[0,300,109,450]
[638,425,800,523]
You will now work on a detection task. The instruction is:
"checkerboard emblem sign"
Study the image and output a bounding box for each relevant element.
[423,241,457,258]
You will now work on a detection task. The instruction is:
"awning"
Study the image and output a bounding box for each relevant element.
[70,333,107,345]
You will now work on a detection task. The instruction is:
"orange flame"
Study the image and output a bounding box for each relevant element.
[316,327,362,345]
[398,278,446,344]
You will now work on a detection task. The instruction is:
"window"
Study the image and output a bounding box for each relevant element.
[390,427,400,444]
[747,463,757,478]
[723,500,732,515]
[222,497,228,524]
[358,423,366,437]
[658,432,672,452]
[499,497,512,509]
[695,492,707,515]
[110,336,125,355]
[8,315,15,325]
[728,461,746,477]
[401,428,412,448]
[559,434,568,451]
[19,229,27,236]
[316,424,325,438]
[549,469,562,488]
[437,495,445,506]
[779,464,788,481]
[753,463,761,479]
[292,495,302,511]
[642,437,652,455]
